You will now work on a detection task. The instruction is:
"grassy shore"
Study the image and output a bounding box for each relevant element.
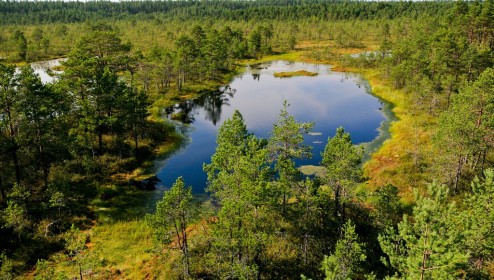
[264,46,435,203]
[25,43,432,278]
[274,70,318,78]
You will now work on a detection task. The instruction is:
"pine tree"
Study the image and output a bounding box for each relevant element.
[379,183,468,280]
[321,127,363,227]
[267,101,313,214]
[204,111,273,279]
[322,220,366,280]
[147,177,194,277]
[462,169,494,277]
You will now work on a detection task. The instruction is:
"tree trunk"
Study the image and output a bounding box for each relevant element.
[419,249,430,280]
[453,155,466,193]
[11,142,21,185]
[37,128,48,188]
[7,109,21,185]
[40,144,48,188]
[134,125,139,156]
[334,184,340,221]
[303,233,309,265]
[181,214,190,277]
[0,176,4,203]
[98,131,103,153]
[79,262,83,280]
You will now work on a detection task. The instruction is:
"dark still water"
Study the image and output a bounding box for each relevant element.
[154,61,390,193]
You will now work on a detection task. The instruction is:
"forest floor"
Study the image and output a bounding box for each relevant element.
[23,42,433,279]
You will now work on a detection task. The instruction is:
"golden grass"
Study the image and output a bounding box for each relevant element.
[41,220,158,280]
[17,19,438,276]
[360,70,435,203]
[238,51,304,65]
[255,49,435,204]
[299,165,326,178]
[273,70,318,78]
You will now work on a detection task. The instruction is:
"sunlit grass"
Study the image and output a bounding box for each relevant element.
[40,220,157,279]
[238,51,304,65]
[274,70,318,78]
[236,46,432,204]
[361,69,435,203]
[299,165,326,178]
[85,220,155,279]
[13,18,432,277]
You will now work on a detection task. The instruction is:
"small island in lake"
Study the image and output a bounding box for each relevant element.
[273,70,318,78]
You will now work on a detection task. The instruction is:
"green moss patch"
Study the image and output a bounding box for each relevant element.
[273,70,318,78]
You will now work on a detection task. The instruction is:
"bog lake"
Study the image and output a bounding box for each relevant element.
[154,61,395,194]
[27,59,396,205]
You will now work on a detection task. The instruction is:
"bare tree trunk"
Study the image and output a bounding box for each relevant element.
[7,110,21,184]
[0,176,4,203]
[334,184,341,224]
[38,127,48,188]
[181,213,190,278]
[79,262,83,280]
[11,142,21,185]
[453,155,467,193]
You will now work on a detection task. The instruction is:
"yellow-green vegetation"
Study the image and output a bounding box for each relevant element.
[299,164,326,177]
[47,221,155,280]
[3,1,494,279]
[238,51,304,65]
[274,70,318,78]
[360,70,435,202]
[253,50,432,202]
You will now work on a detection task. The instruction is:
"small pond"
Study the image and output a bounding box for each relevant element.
[30,58,66,83]
[15,58,66,84]
[154,61,395,194]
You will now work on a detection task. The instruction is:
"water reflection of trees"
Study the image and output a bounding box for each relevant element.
[164,100,196,124]
[164,86,236,126]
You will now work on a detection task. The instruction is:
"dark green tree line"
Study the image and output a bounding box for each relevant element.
[0,25,170,276]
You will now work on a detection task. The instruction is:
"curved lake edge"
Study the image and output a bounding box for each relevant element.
[151,60,397,195]
[239,61,398,164]
[357,77,398,163]
[24,57,399,192]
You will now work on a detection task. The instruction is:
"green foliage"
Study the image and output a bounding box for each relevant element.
[34,259,55,280]
[203,106,349,279]
[0,21,175,276]
[248,24,274,58]
[0,1,454,25]
[147,177,194,277]
[205,110,250,194]
[373,184,402,229]
[148,177,193,243]
[435,68,494,192]
[322,127,363,226]
[204,111,273,278]
[322,220,366,280]
[12,30,27,61]
[461,169,494,277]
[0,253,14,280]
[379,183,468,279]
[268,101,313,213]
[64,225,86,257]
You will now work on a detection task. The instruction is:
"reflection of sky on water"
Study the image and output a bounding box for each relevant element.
[31,58,66,84]
[16,58,66,84]
[156,61,386,193]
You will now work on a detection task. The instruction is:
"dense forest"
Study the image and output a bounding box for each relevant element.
[1,0,494,279]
